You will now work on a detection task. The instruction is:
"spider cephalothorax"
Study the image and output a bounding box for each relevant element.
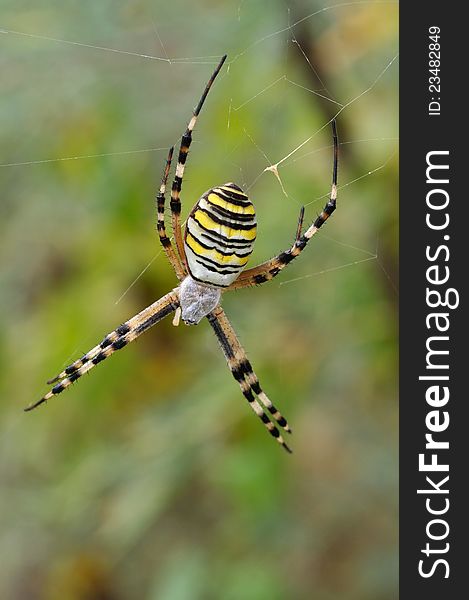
[178,277,221,325]
[26,54,338,454]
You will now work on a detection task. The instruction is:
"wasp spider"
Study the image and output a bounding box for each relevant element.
[26,55,338,454]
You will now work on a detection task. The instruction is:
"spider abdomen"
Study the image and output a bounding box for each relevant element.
[184,183,256,287]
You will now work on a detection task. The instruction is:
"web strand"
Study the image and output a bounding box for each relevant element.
[2,2,398,332]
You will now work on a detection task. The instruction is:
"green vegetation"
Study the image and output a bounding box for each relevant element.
[1,1,398,598]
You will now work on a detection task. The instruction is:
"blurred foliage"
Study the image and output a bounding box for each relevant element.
[0,1,398,599]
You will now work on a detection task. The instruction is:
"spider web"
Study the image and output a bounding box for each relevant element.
[0,0,398,364]
[0,6,399,598]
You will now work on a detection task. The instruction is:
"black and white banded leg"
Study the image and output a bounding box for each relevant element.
[156,146,186,281]
[207,305,292,453]
[229,119,338,290]
[170,54,227,267]
[26,290,180,411]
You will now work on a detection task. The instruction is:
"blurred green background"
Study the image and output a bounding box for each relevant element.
[0,1,398,599]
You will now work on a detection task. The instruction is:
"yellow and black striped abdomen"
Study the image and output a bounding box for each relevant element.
[184,183,256,287]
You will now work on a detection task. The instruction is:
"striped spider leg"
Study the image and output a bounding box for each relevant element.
[207,306,292,453]
[156,145,186,281]
[228,119,338,290]
[25,142,188,411]
[169,54,227,271]
[25,290,180,411]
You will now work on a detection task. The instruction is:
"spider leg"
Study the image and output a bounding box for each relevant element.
[25,290,180,412]
[170,54,227,268]
[156,146,187,280]
[207,305,292,453]
[228,119,338,290]
[46,289,181,385]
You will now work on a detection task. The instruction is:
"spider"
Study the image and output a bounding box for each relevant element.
[25,54,338,454]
